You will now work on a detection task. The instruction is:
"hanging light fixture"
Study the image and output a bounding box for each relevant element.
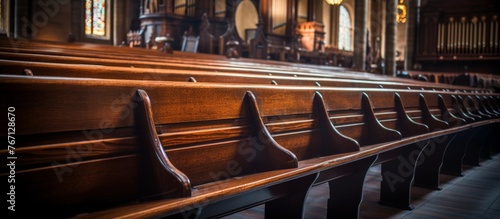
[326,0,343,6]
[397,0,407,23]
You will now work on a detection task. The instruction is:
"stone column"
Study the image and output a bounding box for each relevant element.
[331,5,340,48]
[370,0,380,53]
[405,0,420,70]
[385,0,398,76]
[113,1,127,46]
[370,0,384,73]
[354,0,368,71]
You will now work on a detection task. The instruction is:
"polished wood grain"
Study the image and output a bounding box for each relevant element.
[0,37,485,91]
[3,75,497,218]
[0,59,479,92]
[1,37,499,219]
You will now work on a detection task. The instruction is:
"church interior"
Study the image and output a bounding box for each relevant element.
[1,0,500,218]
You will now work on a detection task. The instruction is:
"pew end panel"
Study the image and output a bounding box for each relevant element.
[465,95,492,119]
[144,87,301,187]
[451,95,477,123]
[478,95,499,118]
[437,94,467,126]
[135,89,192,199]
[366,91,430,138]
[360,92,403,145]
[314,91,360,155]
[417,93,450,130]
[248,89,361,161]
[0,76,160,217]
[318,90,402,147]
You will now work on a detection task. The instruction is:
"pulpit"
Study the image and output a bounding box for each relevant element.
[297,21,325,52]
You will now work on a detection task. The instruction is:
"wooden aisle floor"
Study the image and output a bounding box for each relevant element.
[223,154,500,219]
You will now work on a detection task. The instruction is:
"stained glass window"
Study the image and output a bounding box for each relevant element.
[338,5,352,51]
[85,0,106,36]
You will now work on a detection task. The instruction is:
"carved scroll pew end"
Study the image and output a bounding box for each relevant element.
[379,145,429,209]
[439,94,470,176]
[478,96,500,159]
[461,95,494,165]
[361,92,429,210]
[249,90,372,218]
[135,89,192,200]
[413,93,450,190]
[313,91,375,218]
[245,91,299,170]
[314,91,361,155]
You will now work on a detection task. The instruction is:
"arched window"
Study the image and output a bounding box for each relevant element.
[85,0,107,36]
[338,5,352,51]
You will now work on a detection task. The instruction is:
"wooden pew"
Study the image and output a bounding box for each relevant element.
[0,59,486,93]
[3,36,498,94]
[440,94,475,175]
[399,92,451,190]
[1,53,492,175]
[3,54,492,173]
[486,96,500,154]
[1,75,313,218]
[0,37,355,72]
[460,95,498,166]
[408,70,500,89]
[1,45,496,175]
[405,91,498,188]
[66,84,500,217]
[0,44,365,81]
[1,36,498,216]
[1,56,497,208]
[0,48,436,86]
[2,75,499,218]
[2,44,496,181]
[363,92,430,210]
[453,94,492,167]
[474,95,500,159]
[0,38,477,88]
[432,92,495,176]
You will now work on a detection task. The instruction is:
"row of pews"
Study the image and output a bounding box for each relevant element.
[403,70,500,91]
[1,36,499,218]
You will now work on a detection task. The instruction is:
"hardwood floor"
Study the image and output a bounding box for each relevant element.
[223,154,500,219]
